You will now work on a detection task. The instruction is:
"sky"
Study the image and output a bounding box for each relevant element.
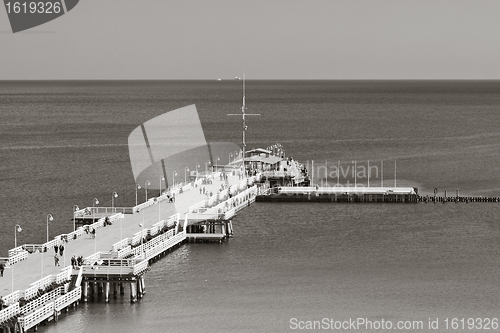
[1,0,499,80]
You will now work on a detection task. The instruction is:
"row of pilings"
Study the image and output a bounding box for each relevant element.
[419,196,500,203]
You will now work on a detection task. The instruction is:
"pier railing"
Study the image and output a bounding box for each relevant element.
[8,250,29,265]
[55,286,81,311]
[20,287,62,315]
[24,266,72,301]
[112,213,179,252]
[19,301,54,330]
[0,290,23,307]
[0,303,20,325]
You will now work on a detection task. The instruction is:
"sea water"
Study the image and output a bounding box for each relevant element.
[1,80,499,332]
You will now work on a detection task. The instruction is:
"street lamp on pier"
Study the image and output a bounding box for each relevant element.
[159,176,165,222]
[73,205,79,232]
[12,224,21,293]
[185,167,189,184]
[138,223,145,259]
[46,214,53,243]
[145,180,150,202]
[215,156,220,173]
[15,224,22,248]
[93,198,99,253]
[135,184,141,207]
[172,171,177,188]
[195,164,200,181]
[205,161,211,176]
[111,191,118,213]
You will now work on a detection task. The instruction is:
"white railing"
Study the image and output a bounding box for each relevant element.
[143,232,185,260]
[8,250,29,265]
[188,199,207,213]
[8,246,24,257]
[133,260,149,275]
[67,226,86,241]
[130,229,180,258]
[84,252,101,262]
[112,238,131,252]
[20,301,54,330]
[55,266,72,285]
[131,229,149,247]
[20,287,62,315]
[224,208,236,220]
[75,266,84,287]
[1,290,23,307]
[55,286,81,311]
[0,303,20,325]
[117,246,133,259]
[24,274,56,301]
[81,263,134,276]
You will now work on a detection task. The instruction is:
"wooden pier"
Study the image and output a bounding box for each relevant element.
[0,171,258,333]
[256,186,500,204]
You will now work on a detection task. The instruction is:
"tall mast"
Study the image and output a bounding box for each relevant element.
[242,73,246,162]
[228,74,260,172]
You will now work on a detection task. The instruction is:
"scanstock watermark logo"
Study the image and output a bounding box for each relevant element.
[128,105,242,223]
[3,0,79,33]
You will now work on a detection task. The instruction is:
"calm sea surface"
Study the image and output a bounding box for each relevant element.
[1,80,500,332]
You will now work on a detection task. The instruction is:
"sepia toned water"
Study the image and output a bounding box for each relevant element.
[1,80,500,332]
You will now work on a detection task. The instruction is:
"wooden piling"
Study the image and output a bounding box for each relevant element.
[104,282,110,303]
[130,281,137,303]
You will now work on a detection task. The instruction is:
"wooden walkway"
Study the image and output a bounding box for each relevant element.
[0,172,238,298]
[0,171,262,332]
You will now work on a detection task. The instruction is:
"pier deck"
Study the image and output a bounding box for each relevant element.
[0,172,241,299]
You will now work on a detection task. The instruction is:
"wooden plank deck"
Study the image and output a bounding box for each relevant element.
[0,172,242,299]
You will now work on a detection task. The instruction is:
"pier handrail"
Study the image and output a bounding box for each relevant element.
[19,300,54,330]
[133,259,149,276]
[0,290,23,306]
[20,287,62,315]
[0,303,20,325]
[143,231,185,260]
[8,250,29,265]
[112,238,132,252]
[55,286,81,311]
[8,246,25,257]
[23,268,70,302]
[117,245,133,259]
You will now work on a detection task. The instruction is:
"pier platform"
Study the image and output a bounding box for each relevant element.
[0,171,258,332]
[257,186,419,203]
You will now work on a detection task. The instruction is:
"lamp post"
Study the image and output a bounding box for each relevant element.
[159,176,166,196]
[12,224,21,293]
[111,191,118,213]
[135,184,141,207]
[172,171,177,188]
[138,223,145,259]
[215,156,220,173]
[14,224,22,249]
[195,164,200,181]
[185,167,189,184]
[205,161,211,176]
[159,176,165,222]
[145,180,150,202]
[93,198,99,253]
[229,153,233,165]
[46,214,53,243]
[73,205,79,232]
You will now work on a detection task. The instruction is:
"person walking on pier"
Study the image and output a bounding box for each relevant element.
[59,244,65,256]
[0,262,4,277]
[54,253,60,266]
[71,255,77,269]
[54,244,59,254]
